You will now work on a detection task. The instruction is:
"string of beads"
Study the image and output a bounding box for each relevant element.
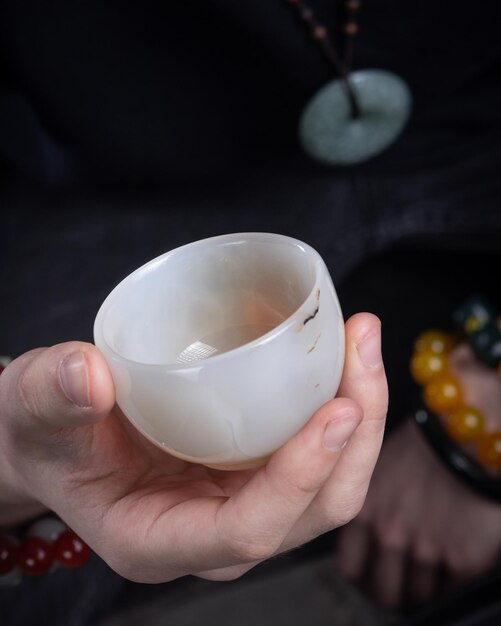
[410,296,501,471]
[0,517,91,585]
[284,0,361,75]
[284,0,362,116]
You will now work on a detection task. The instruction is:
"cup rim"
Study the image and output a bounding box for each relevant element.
[93,232,329,370]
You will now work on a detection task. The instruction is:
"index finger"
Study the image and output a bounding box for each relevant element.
[118,397,363,581]
[212,396,363,565]
[279,312,388,544]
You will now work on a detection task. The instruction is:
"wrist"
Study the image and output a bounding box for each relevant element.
[412,404,501,503]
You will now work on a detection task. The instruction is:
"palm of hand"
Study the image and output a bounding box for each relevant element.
[47,408,256,582]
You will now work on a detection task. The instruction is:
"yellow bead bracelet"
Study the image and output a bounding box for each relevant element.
[411,329,501,471]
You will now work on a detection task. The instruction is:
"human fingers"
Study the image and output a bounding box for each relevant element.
[401,490,444,607]
[370,545,407,610]
[0,342,115,498]
[407,559,440,607]
[200,518,369,584]
[443,526,501,588]
[325,313,388,505]
[280,313,387,544]
[368,460,432,609]
[215,398,362,563]
[1,342,115,433]
[151,314,387,575]
[121,398,363,582]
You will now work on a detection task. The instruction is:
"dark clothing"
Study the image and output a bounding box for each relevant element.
[1,2,501,625]
[1,1,501,184]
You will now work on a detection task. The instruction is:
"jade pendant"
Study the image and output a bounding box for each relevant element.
[299,69,412,165]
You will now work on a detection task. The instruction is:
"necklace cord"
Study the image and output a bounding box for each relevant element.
[284,0,362,119]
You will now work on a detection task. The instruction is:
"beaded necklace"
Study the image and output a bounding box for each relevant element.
[284,0,412,165]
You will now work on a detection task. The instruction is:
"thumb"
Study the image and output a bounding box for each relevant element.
[1,342,115,435]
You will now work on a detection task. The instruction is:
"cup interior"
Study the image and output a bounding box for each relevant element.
[100,235,317,365]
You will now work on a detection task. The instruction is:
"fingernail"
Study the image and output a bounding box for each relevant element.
[323,414,358,451]
[59,352,91,408]
[356,329,382,369]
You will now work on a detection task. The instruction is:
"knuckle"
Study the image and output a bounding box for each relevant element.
[106,557,136,581]
[102,545,157,584]
[16,365,43,420]
[375,514,408,550]
[412,536,438,565]
[269,452,326,499]
[224,532,276,563]
[287,473,323,501]
[336,497,365,527]
[444,546,493,579]
[199,565,252,581]
[321,491,366,530]
[365,400,389,432]
[379,395,390,420]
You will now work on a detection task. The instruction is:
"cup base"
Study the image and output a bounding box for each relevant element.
[205,455,271,471]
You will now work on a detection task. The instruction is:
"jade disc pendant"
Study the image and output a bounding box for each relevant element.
[299,69,412,166]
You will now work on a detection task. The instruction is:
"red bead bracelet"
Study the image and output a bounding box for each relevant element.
[0,518,91,585]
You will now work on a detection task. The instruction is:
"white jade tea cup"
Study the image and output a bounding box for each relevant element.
[94,233,345,470]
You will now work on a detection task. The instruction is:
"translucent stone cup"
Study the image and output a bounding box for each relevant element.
[94,233,345,470]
